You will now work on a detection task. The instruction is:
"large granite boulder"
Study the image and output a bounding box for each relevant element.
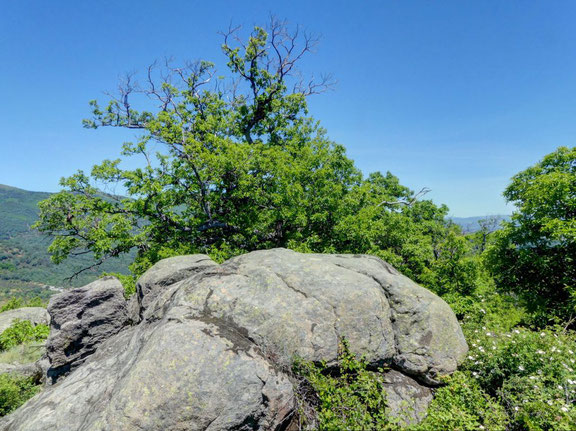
[0,307,49,334]
[1,249,467,430]
[45,276,130,384]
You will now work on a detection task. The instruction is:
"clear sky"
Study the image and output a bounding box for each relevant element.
[1,1,575,216]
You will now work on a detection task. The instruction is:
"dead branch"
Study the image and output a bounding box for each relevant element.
[377,187,432,208]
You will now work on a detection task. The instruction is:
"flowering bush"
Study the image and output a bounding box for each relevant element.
[462,325,576,430]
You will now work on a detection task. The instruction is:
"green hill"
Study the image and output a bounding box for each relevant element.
[0,184,132,301]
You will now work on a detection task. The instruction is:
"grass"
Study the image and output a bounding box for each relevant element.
[0,343,45,365]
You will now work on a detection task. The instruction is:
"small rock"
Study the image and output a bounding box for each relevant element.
[382,369,433,425]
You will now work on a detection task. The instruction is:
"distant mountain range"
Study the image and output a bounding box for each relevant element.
[0,184,131,301]
[449,215,510,233]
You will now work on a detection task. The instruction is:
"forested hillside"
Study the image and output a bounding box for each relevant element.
[0,184,131,301]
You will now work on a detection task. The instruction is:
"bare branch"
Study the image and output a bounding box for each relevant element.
[377,187,432,208]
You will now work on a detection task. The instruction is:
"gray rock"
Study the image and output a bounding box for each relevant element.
[3,249,467,430]
[45,276,129,384]
[0,308,49,334]
[310,253,469,384]
[0,360,45,382]
[1,321,295,431]
[151,249,467,384]
[134,254,217,322]
[382,370,433,425]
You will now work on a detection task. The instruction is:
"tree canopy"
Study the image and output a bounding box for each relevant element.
[485,146,576,323]
[34,20,454,282]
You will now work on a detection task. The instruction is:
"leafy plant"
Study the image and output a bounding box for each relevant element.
[33,21,466,294]
[485,146,576,325]
[0,297,45,313]
[412,371,508,431]
[0,374,41,416]
[0,320,50,352]
[293,339,391,430]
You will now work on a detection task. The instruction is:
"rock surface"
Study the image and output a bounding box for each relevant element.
[133,254,217,322]
[2,249,468,430]
[45,277,129,384]
[0,307,49,334]
[382,370,433,425]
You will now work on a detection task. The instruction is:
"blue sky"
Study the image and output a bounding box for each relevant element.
[1,1,575,216]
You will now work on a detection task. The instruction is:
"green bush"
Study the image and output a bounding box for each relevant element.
[462,325,576,430]
[0,320,50,351]
[0,297,45,313]
[412,371,508,431]
[0,374,41,416]
[101,272,137,298]
[293,340,391,430]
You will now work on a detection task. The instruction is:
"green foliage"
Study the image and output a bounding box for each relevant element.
[101,272,136,297]
[33,21,461,288]
[293,340,391,430]
[485,146,576,324]
[462,325,576,430]
[419,224,481,296]
[0,185,132,300]
[411,371,508,431]
[0,320,50,352]
[0,297,45,313]
[0,374,41,416]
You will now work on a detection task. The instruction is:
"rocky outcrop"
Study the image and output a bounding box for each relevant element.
[45,277,130,384]
[0,307,49,334]
[131,254,217,323]
[1,249,468,430]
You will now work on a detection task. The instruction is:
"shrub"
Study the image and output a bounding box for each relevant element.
[412,371,508,431]
[0,374,41,416]
[462,326,576,430]
[293,340,391,430]
[0,297,45,313]
[0,320,50,351]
